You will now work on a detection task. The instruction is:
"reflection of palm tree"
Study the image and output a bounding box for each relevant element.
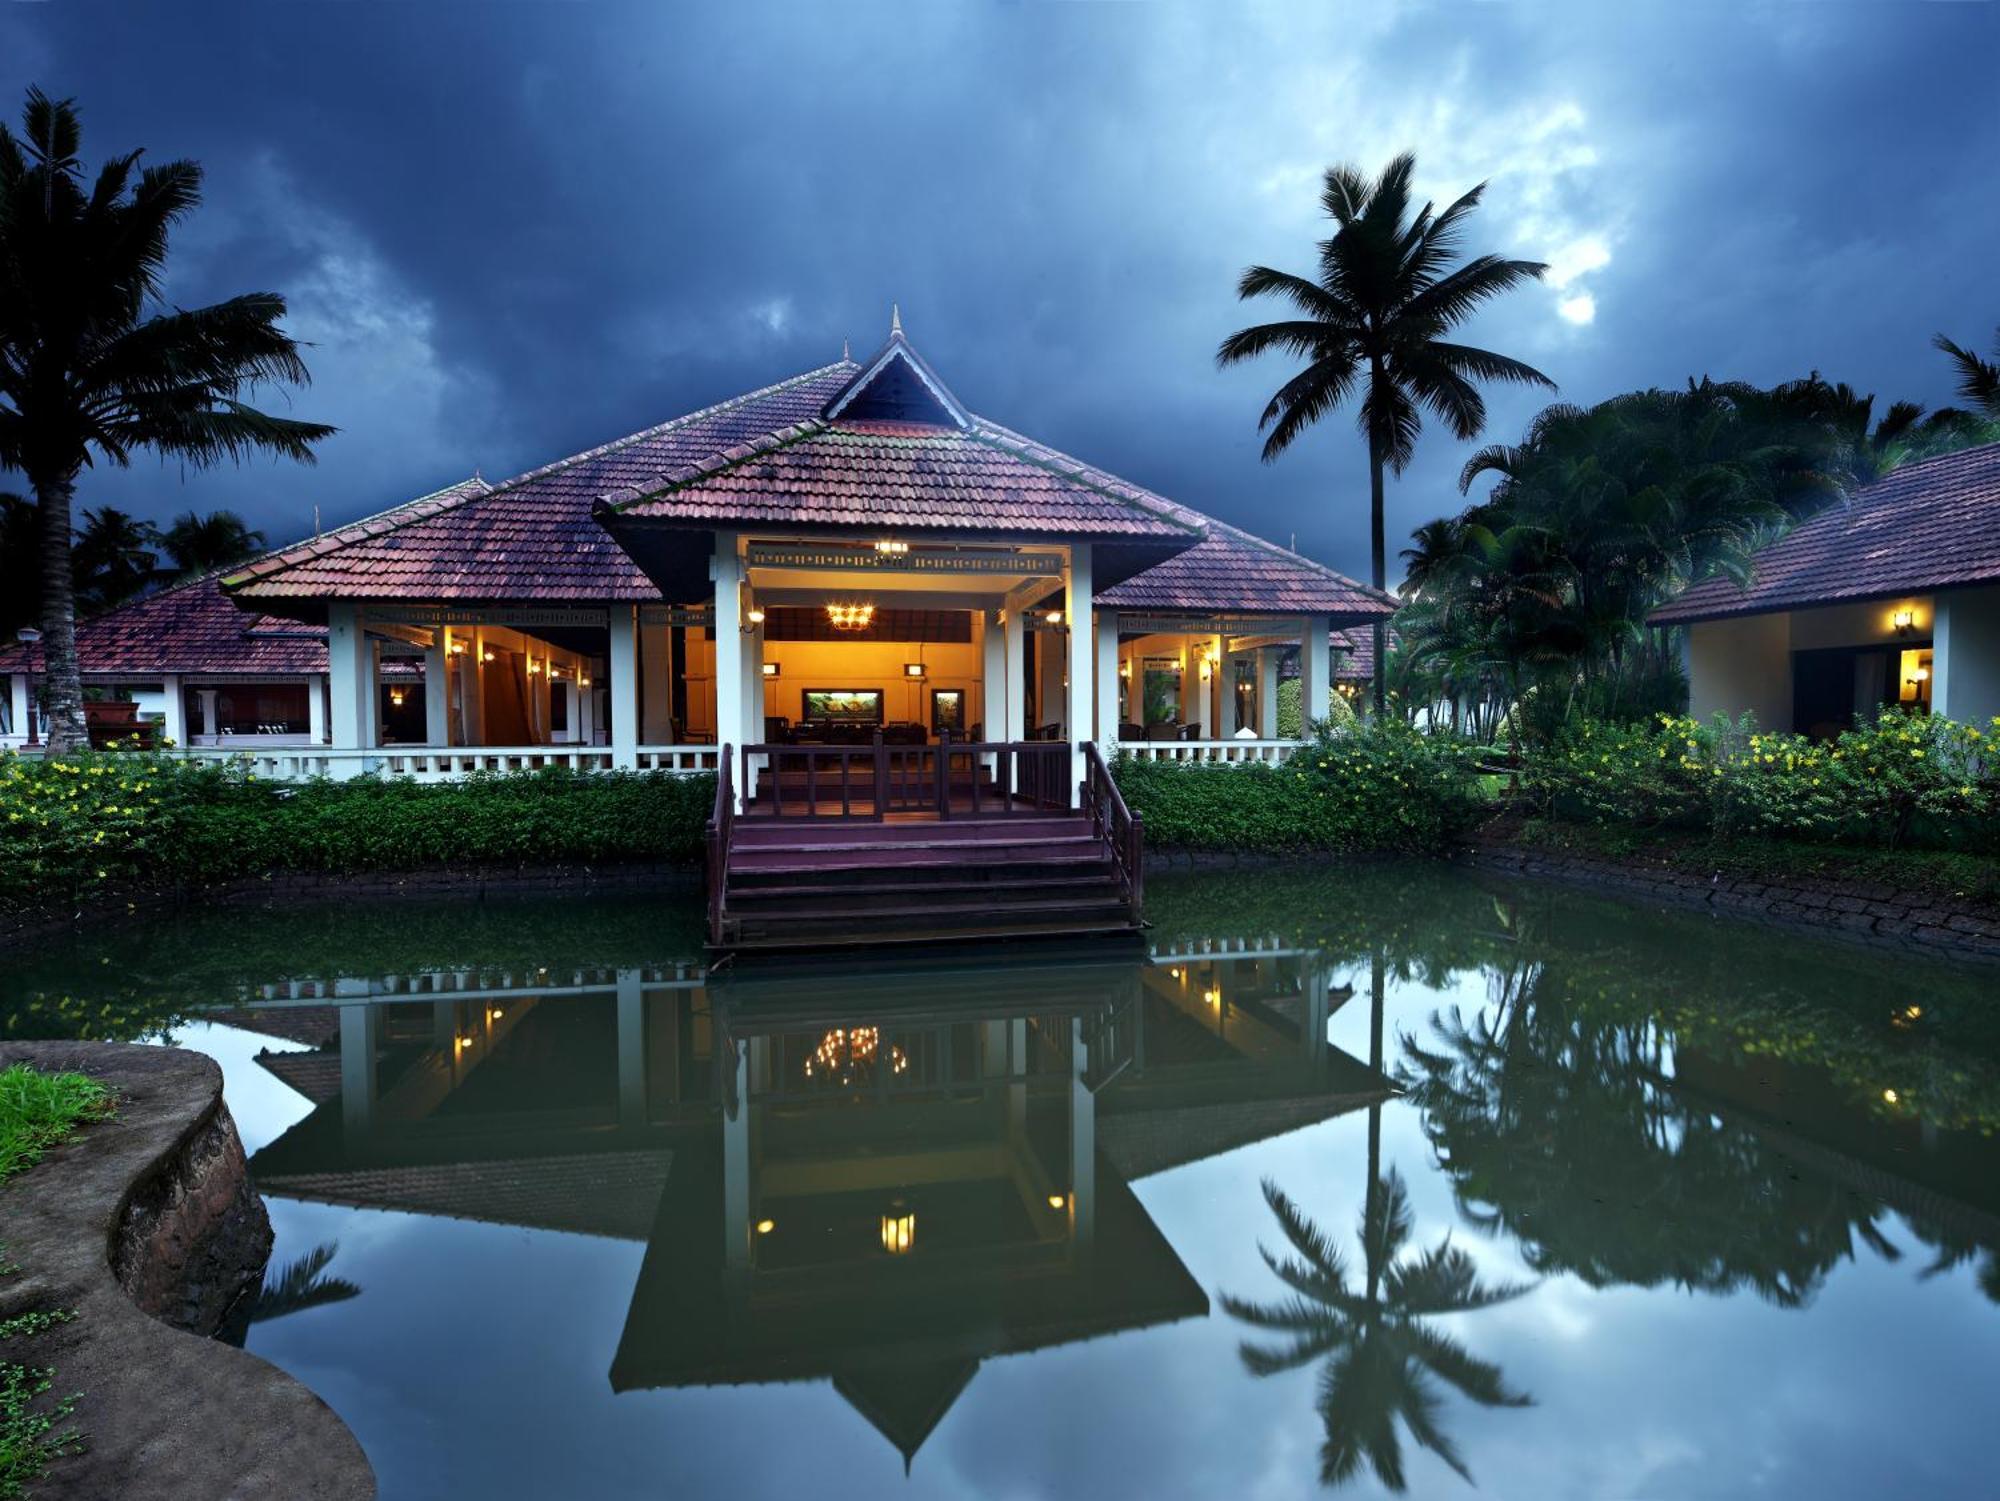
[1223,1172,1534,1492]
[245,1242,360,1324]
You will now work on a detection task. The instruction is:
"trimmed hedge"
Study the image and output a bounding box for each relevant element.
[0,751,714,915]
[1114,718,1483,854]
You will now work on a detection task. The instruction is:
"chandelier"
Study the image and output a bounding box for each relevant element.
[826,602,875,632]
[804,1026,908,1087]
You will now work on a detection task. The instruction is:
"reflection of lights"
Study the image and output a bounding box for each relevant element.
[454,1035,473,1050]
[880,1208,916,1255]
[755,1218,776,1235]
[1203,988,1223,1007]
[1169,967,1182,980]
[804,1026,909,1086]
[1892,1004,1923,1029]
[488,1007,504,1021]
[1883,1088,1900,1104]
[1047,1193,1067,1210]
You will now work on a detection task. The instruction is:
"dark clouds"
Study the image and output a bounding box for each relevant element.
[4,2,1997,584]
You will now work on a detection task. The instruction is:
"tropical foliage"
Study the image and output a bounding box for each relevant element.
[1524,709,2000,850]
[1218,151,1552,712]
[1114,717,1482,853]
[0,87,331,750]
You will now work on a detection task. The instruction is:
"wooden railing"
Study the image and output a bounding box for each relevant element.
[740,733,1070,821]
[706,743,735,947]
[1082,740,1144,923]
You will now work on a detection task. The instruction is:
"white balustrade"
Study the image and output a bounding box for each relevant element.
[157,743,717,783]
[1119,738,1303,766]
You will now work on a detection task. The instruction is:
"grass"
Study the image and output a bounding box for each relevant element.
[0,1066,106,1497]
[0,1067,110,1187]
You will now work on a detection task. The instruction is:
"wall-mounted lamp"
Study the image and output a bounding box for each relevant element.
[448,640,468,656]
[1909,667,1931,685]
[1118,659,1132,680]
[762,662,781,678]
[481,649,496,663]
[746,607,766,627]
[1198,657,1213,682]
[578,675,592,688]
[1893,608,1917,635]
[1045,609,1064,626]
[527,659,542,675]
[388,687,407,707]
[904,662,927,679]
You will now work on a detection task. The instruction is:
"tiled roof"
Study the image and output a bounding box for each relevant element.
[0,571,327,677]
[1097,511,1393,621]
[601,416,1202,541]
[228,366,858,601]
[1653,441,2000,624]
[1332,623,1399,680]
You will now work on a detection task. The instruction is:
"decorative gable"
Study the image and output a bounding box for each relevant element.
[822,309,971,429]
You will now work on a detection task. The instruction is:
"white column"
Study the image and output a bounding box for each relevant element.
[306,674,326,746]
[1094,608,1120,751]
[339,1004,379,1139]
[740,618,764,800]
[159,674,185,748]
[195,688,219,744]
[1068,1015,1096,1253]
[712,534,745,805]
[981,609,1007,744]
[424,637,449,746]
[1935,584,2000,725]
[616,970,647,1131]
[1302,618,1333,734]
[1258,648,1281,738]
[608,604,640,770]
[326,602,370,767]
[1065,543,1093,800]
[5,674,26,741]
[1002,609,1027,744]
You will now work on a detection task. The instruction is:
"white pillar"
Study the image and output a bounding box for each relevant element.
[608,604,640,770]
[1095,608,1120,751]
[159,674,185,748]
[713,534,745,805]
[1068,1015,1096,1253]
[326,602,370,765]
[1002,609,1027,744]
[740,618,764,800]
[1258,648,1281,738]
[1065,544,1094,801]
[196,688,219,744]
[5,674,26,741]
[339,1004,379,1140]
[306,674,326,746]
[1302,618,1333,734]
[424,638,449,746]
[981,609,1007,745]
[1935,584,2000,725]
[616,970,647,1131]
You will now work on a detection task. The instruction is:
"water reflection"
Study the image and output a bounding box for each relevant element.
[8,867,2000,1495]
[1225,1171,1534,1491]
[234,939,1388,1470]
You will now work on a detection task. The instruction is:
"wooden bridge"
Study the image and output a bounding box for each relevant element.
[704,736,1145,952]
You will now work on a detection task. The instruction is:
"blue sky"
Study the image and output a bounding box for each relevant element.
[5,2,1997,585]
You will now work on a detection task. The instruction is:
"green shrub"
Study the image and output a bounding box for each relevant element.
[1523,709,2000,850]
[1116,718,1482,853]
[0,751,715,914]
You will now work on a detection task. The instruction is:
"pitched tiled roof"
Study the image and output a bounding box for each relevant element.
[1653,441,2000,624]
[228,365,858,601]
[1332,623,1399,680]
[1097,512,1393,621]
[0,571,327,677]
[600,416,1202,541]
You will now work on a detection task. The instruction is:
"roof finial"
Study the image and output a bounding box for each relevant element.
[842,336,851,361]
[890,302,903,337]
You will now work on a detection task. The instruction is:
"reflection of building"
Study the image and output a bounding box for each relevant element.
[239,941,1387,1468]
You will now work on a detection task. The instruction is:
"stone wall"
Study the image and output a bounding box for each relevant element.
[1462,836,2000,964]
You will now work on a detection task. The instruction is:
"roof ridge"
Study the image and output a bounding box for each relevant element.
[963,419,1205,536]
[222,474,491,589]
[482,360,856,502]
[1200,513,1395,604]
[597,418,829,511]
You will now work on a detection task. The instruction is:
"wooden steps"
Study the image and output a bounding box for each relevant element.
[715,810,1140,951]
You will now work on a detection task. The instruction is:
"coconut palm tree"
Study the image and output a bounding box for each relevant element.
[1218,152,1555,714]
[161,508,266,577]
[1934,327,2000,419]
[1222,1170,1535,1491]
[71,506,162,612]
[0,88,334,751]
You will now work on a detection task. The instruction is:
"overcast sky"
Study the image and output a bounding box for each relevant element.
[4,3,1996,586]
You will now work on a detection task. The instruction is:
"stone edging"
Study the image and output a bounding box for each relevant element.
[0,1041,375,1501]
[1460,837,2000,965]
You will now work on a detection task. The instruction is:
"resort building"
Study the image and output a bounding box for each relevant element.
[1655,441,2000,736]
[4,319,1393,784]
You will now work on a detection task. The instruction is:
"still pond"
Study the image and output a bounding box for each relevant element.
[6,864,1999,1500]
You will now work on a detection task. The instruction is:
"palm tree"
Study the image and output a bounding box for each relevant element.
[1934,327,2000,419]
[1218,152,1555,714]
[71,506,161,612]
[1222,1170,1535,1491]
[0,89,334,751]
[161,508,266,577]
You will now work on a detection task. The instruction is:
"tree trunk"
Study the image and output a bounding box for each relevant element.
[1365,948,1386,1304]
[35,471,87,753]
[1369,442,1388,719]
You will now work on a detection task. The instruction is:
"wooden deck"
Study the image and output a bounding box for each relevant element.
[705,741,1144,952]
